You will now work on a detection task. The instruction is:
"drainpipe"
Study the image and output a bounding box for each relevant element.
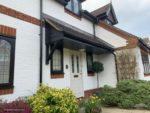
[93,23,96,38]
[96,16,119,83]
[39,0,43,84]
[112,52,119,83]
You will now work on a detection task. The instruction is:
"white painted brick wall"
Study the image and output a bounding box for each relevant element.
[0,14,40,100]
[0,0,121,100]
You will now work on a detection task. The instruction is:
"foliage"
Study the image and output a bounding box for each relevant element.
[80,96,102,113]
[92,61,104,88]
[119,94,138,109]
[92,61,104,73]
[116,50,138,80]
[101,85,122,106]
[28,85,78,113]
[0,99,32,113]
[101,80,150,109]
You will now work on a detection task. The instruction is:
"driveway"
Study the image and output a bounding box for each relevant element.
[102,107,150,113]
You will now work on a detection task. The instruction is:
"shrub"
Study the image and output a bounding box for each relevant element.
[101,85,122,106]
[92,61,104,73]
[117,80,137,93]
[119,94,138,109]
[28,85,78,113]
[101,80,150,109]
[83,96,102,113]
[0,99,32,113]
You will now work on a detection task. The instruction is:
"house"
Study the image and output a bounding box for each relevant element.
[92,15,150,81]
[0,0,134,100]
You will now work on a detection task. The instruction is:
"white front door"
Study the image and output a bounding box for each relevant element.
[70,51,84,97]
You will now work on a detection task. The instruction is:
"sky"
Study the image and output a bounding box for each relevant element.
[82,0,150,38]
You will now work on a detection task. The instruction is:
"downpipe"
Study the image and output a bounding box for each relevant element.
[39,0,43,84]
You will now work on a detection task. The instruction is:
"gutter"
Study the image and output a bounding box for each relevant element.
[40,0,43,84]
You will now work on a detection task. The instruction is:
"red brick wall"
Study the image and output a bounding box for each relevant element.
[84,88,101,98]
[0,24,16,37]
[0,5,40,26]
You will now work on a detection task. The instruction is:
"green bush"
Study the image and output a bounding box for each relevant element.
[117,80,137,93]
[28,85,78,113]
[101,85,122,106]
[101,80,150,109]
[119,94,138,109]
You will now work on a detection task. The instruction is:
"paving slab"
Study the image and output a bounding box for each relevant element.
[102,107,150,113]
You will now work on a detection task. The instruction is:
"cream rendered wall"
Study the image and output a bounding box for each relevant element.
[95,26,127,48]
[0,14,40,100]
[94,54,117,87]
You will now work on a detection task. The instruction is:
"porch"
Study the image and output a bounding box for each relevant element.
[42,13,117,98]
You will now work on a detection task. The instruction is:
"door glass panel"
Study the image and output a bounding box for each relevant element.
[71,55,74,73]
[76,55,79,73]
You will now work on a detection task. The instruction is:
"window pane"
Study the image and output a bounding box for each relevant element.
[142,54,149,63]
[66,0,72,11]
[73,0,79,14]
[87,54,92,71]
[52,49,61,71]
[0,39,11,84]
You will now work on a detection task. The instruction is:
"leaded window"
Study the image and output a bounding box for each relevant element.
[0,36,15,88]
[51,47,63,75]
[65,0,81,15]
[52,49,61,71]
[0,40,11,84]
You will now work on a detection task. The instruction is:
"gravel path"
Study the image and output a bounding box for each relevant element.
[102,107,150,113]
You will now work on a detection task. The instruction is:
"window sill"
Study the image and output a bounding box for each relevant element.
[51,74,64,79]
[144,73,150,77]
[64,8,81,20]
[88,72,95,76]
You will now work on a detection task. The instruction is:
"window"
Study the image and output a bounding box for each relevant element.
[65,0,81,15]
[141,50,150,74]
[51,47,63,75]
[0,36,15,89]
[142,53,149,64]
[86,53,93,73]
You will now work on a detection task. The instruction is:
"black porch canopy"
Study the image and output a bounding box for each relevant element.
[43,14,114,64]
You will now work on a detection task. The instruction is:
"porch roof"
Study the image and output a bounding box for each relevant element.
[43,13,114,54]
